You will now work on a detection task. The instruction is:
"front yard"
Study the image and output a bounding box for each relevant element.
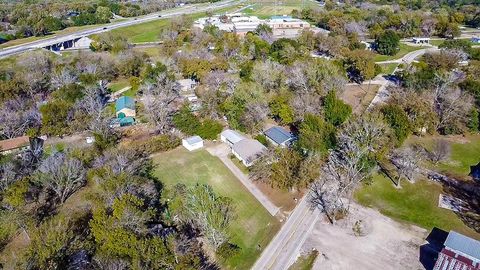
[152,148,280,269]
[355,174,480,239]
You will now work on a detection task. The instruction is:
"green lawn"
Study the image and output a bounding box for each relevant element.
[108,78,130,93]
[355,174,479,239]
[373,43,427,62]
[109,5,240,43]
[288,250,318,270]
[379,63,398,74]
[430,38,475,47]
[242,0,316,18]
[153,148,280,269]
[407,135,480,179]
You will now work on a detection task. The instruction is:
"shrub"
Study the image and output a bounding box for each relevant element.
[216,242,241,260]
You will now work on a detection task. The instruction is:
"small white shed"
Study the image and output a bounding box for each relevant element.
[182,136,204,151]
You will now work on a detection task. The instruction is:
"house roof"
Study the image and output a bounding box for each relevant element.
[444,231,480,261]
[184,135,203,145]
[221,129,245,144]
[0,136,30,152]
[264,126,294,145]
[115,96,135,112]
[435,248,480,270]
[232,139,266,163]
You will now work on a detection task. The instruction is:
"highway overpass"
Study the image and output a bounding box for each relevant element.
[0,0,241,58]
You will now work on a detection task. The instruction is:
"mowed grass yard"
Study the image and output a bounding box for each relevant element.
[153,148,280,269]
[406,134,480,179]
[355,174,480,239]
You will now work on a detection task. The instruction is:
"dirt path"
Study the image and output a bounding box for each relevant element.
[300,203,427,270]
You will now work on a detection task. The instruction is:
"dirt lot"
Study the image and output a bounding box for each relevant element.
[341,84,380,114]
[300,203,428,270]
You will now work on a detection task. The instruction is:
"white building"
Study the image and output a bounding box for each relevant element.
[182,135,204,151]
[412,37,430,44]
[220,129,245,146]
[193,14,319,39]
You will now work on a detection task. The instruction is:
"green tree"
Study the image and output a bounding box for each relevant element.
[269,93,295,125]
[39,99,72,136]
[323,91,352,126]
[176,184,235,249]
[96,6,112,24]
[173,106,201,135]
[375,30,400,56]
[381,104,411,145]
[468,109,479,132]
[298,113,336,154]
[344,49,377,83]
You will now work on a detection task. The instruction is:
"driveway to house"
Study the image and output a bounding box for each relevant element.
[206,143,280,216]
[375,47,440,65]
[252,194,320,270]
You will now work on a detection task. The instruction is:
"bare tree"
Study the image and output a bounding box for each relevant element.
[428,139,451,164]
[240,100,269,133]
[36,152,86,203]
[140,74,179,133]
[0,99,41,139]
[51,68,77,89]
[310,115,387,223]
[390,147,422,187]
[252,60,285,92]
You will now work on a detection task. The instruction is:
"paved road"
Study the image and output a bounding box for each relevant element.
[376,47,440,64]
[0,0,242,58]
[252,194,319,270]
[206,143,280,216]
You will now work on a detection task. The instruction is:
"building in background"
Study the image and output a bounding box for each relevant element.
[194,14,327,39]
[433,231,480,270]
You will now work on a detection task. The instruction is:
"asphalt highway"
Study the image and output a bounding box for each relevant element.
[0,0,242,58]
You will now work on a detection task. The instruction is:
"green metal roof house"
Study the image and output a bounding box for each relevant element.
[115,96,136,119]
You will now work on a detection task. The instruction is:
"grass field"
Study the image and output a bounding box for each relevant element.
[407,134,480,179]
[373,43,427,62]
[355,174,479,239]
[430,38,475,47]
[242,0,318,18]
[152,148,280,269]
[110,5,241,43]
[108,78,130,93]
[288,250,318,270]
[379,63,398,74]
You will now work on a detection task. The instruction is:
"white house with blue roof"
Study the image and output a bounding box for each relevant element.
[264,126,295,147]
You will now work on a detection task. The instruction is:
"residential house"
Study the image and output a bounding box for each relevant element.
[433,231,480,270]
[232,139,267,167]
[264,126,295,147]
[113,96,136,127]
[0,136,30,154]
[220,129,245,147]
[182,136,204,151]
